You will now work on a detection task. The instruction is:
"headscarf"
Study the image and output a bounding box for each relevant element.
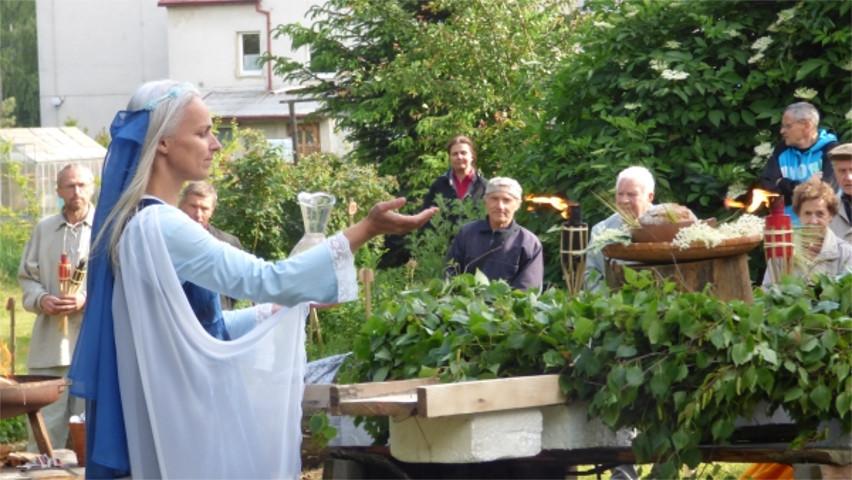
[67,108,150,476]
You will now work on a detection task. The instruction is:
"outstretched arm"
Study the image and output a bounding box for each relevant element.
[344,197,438,252]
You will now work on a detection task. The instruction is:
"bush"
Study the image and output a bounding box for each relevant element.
[210,125,398,262]
[524,0,851,228]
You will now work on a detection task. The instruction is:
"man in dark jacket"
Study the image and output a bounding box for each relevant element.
[447,177,543,291]
[758,101,838,220]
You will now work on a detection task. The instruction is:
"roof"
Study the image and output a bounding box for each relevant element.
[158,0,256,6]
[202,89,323,120]
[0,127,106,163]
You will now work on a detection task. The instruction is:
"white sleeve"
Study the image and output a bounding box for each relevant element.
[155,205,358,307]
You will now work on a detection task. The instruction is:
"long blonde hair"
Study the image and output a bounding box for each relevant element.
[94,80,201,267]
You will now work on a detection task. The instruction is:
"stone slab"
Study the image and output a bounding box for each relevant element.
[540,403,633,450]
[389,408,542,463]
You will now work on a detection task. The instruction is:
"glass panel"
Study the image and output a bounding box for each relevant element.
[241,33,261,73]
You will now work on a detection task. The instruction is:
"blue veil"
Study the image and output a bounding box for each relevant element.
[68,109,150,477]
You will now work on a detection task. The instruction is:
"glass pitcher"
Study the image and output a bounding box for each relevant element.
[289,192,336,256]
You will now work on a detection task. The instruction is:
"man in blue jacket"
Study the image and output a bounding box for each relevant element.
[759,101,838,220]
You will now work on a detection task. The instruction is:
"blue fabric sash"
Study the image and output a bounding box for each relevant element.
[68,109,151,477]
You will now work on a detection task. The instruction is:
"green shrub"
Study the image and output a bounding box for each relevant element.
[0,415,26,443]
[352,271,852,477]
[210,126,398,262]
[525,0,851,228]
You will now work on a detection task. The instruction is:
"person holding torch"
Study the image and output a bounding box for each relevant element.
[18,163,94,451]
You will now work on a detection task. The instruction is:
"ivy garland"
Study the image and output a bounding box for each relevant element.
[352,271,851,478]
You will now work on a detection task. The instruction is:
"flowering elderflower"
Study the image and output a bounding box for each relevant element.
[775,8,796,25]
[661,69,689,81]
[664,41,681,49]
[624,102,642,111]
[593,21,614,29]
[748,53,765,65]
[846,109,852,122]
[753,142,773,157]
[751,36,773,52]
[649,59,668,72]
[794,87,818,100]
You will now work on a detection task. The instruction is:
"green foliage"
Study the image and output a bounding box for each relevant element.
[0,0,40,126]
[271,0,573,196]
[307,412,338,449]
[352,271,852,477]
[404,196,484,282]
[0,98,16,128]
[0,146,37,282]
[528,0,852,227]
[0,415,26,443]
[210,125,397,260]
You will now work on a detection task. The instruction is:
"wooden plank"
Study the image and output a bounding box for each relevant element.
[418,374,564,418]
[27,411,54,458]
[337,393,418,418]
[331,377,438,406]
[303,384,332,413]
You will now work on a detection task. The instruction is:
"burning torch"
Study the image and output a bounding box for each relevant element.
[560,205,588,295]
[764,196,793,282]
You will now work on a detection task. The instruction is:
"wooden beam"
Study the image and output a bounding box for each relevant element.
[331,377,438,405]
[338,393,418,418]
[418,374,565,418]
[303,384,333,413]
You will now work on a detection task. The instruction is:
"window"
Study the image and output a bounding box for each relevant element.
[239,32,262,76]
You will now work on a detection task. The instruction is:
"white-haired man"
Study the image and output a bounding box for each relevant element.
[18,163,93,450]
[447,177,543,290]
[584,166,655,291]
[827,143,852,243]
[758,102,838,218]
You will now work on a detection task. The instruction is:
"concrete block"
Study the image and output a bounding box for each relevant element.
[540,403,633,450]
[389,408,542,463]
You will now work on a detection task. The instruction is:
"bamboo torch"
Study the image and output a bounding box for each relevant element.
[560,204,588,295]
[58,253,72,336]
[764,197,793,282]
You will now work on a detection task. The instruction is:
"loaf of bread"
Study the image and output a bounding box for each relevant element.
[638,203,697,226]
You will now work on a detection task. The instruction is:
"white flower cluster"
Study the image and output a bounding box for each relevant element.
[724,29,740,39]
[649,59,668,72]
[753,142,773,157]
[661,69,689,81]
[665,41,681,49]
[843,60,852,72]
[672,214,764,250]
[593,20,614,29]
[624,102,642,110]
[794,87,818,100]
[846,109,852,121]
[751,36,773,51]
[749,36,773,64]
[585,227,631,253]
[769,7,796,31]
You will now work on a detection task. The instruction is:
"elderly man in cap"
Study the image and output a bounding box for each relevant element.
[446,177,543,290]
[827,143,852,244]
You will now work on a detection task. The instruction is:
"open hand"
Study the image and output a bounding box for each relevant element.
[345,198,438,251]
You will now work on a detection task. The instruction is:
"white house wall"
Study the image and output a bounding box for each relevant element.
[36,0,169,134]
[165,2,315,91]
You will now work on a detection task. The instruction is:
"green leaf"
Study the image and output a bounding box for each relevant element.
[809,384,831,412]
[708,110,724,127]
[573,316,595,344]
[626,366,645,386]
[731,341,753,365]
[372,366,389,382]
[784,387,803,402]
[616,344,638,358]
[795,58,827,81]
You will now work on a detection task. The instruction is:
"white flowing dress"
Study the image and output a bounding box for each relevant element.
[113,203,356,479]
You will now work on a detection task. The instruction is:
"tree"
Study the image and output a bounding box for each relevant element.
[0,0,40,126]
[525,0,852,225]
[271,0,574,198]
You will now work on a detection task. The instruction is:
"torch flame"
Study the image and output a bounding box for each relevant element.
[724,188,777,213]
[525,194,572,219]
